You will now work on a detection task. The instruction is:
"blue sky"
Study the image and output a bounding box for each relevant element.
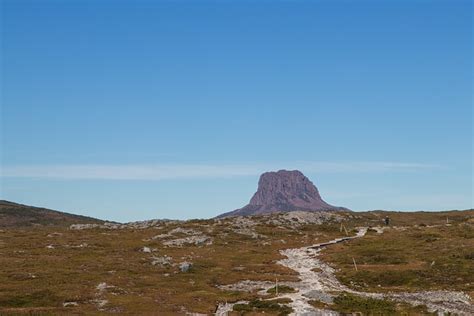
[1,0,472,222]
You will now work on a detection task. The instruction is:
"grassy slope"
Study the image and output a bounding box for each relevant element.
[0,200,104,228]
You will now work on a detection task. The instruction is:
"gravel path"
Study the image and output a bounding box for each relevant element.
[216,227,473,315]
[275,227,473,316]
[275,228,369,315]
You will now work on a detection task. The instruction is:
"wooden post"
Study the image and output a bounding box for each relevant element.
[275,278,279,296]
[352,257,358,271]
[446,217,449,224]
[343,224,349,236]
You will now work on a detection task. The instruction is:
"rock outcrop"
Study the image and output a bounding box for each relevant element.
[218,170,345,217]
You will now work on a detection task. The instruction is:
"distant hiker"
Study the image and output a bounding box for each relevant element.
[384,216,390,226]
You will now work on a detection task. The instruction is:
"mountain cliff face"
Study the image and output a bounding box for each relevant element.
[218,170,345,217]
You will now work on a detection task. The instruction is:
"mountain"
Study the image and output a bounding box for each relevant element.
[0,200,104,227]
[218,170,346,217]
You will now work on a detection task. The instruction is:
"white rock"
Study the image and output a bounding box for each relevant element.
[141,246,151,253]
[179,262,192,272]
[151,256,172,266]
[96,282,109,292]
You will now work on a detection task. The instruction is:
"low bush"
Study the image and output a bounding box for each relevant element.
[332,292,396,314]
[266,285,296,294]
[233,299,293,315]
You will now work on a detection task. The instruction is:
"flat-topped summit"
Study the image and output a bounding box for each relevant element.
[218,170,345,217]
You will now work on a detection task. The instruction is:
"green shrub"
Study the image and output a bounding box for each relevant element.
[0,290,60,308]
[233,299,293,315]
[333,293,396,314]
[267,285,296,294]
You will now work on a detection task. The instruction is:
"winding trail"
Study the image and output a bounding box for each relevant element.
[216,227,473,315]
[215,229,368,316]
[275,228,369,315]
[275,227,473,316]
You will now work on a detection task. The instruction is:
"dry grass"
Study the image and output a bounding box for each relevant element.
[0,218,342,314]
[322,210,474,296]
[0,210,472,314]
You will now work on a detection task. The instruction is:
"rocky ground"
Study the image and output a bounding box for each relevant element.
[216,225,473,315]
[0,210,472,315]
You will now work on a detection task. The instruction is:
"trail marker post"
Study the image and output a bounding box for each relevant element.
[343,224,349,236]
[352,257,358,271]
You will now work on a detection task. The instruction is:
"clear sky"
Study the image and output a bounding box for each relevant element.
[1,0,472,222]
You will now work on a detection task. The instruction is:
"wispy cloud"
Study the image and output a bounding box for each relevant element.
[0,161,441,180]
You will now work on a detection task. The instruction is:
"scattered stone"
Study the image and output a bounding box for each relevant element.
[70,223,101,230]
[179,261,192,272]
[390,291,474,315]
[96,282,111,293]
[70,219,179,230]
[152,234,170,239]
[141,246,151,253]
[215,301,249,316]
[47,232,63,237]
[151,226,214,247]
[63,301,79,307]
[303,290,334,304]
[370,226,386,234]
[151,256,172,266]
[153,227,203,239]
[169,227,201,235]
[217,280,274,292]
[223,216,266,239]
[163,235,212,247]
[266,211,342,229]
[232,266,245,271]
[66,243,88,248]
[91,298,108,309]
[92,282,116,311]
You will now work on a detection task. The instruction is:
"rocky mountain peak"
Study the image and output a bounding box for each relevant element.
[218,170,344,217]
